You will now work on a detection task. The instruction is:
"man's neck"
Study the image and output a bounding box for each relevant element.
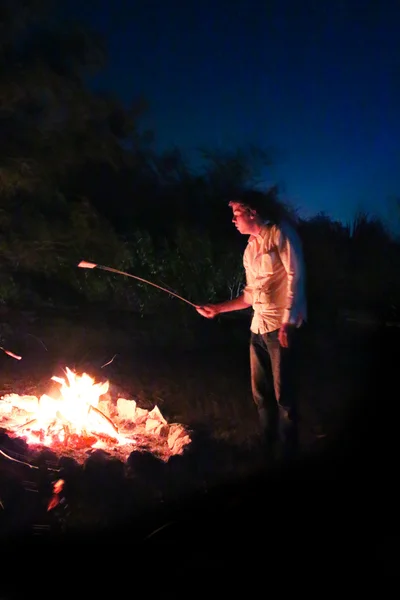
[249,222,263,237]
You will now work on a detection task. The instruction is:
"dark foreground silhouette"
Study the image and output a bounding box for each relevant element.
[0,315,395,585]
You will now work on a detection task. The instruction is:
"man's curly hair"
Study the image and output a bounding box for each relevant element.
[228,186,297,227]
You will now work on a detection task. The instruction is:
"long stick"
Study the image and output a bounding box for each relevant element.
[77,261,198,308]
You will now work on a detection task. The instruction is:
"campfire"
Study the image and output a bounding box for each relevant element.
[0,368,191,464]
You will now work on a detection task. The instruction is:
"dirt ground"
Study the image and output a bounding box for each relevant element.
[0,305,381,543]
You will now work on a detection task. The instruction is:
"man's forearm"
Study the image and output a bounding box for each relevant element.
[215,294,252,315]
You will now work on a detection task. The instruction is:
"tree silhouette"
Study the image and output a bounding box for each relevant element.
[0,1,399,323]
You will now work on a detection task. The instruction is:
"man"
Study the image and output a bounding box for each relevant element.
[196,190,307,463]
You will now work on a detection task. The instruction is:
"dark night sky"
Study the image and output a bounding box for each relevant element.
[70,0,399,227]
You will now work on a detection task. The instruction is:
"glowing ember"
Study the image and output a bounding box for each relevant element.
[0,368,191,464]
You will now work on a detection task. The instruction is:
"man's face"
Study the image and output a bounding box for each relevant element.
[230,202,257,235]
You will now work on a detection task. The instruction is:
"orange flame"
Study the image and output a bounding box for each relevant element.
[0,368,191,463]
[20,368,119,446]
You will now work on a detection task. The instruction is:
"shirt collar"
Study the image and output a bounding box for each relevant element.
[249,221,271,243]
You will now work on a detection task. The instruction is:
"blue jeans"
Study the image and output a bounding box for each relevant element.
[250,327,300,461]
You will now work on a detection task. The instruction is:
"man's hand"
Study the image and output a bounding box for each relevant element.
[195,304,220,319]
[278,323,291,348]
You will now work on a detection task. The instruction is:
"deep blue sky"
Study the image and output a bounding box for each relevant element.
[71,0,399,226]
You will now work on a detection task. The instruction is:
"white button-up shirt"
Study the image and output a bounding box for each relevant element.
[242,220,307,334]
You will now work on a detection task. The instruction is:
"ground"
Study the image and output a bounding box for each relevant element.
[0,304,382,544]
